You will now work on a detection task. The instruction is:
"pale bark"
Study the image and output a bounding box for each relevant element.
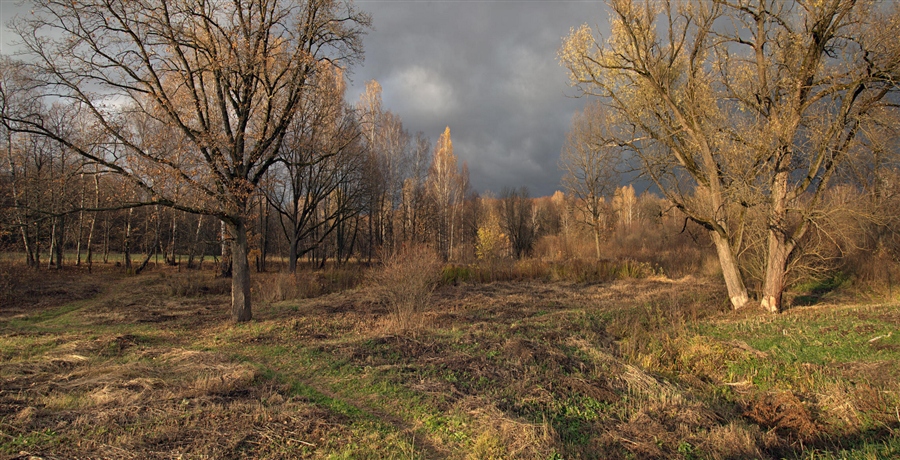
[711,230,749,310]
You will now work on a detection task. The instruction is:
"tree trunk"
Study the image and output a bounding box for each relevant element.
[124,207,134,271]
[85,171,99,272]
[219,220,232,277]
[592,213,601,259]
[288,233,299,274]
[187,214,204,269]
[761,230,792,313]
[710,230,750,310]
[228,218,252,322]
[760,168,797,313]
[75,171,86,266]
[168,208,177,265]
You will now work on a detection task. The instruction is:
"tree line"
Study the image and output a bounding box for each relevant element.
[3,0,900,322]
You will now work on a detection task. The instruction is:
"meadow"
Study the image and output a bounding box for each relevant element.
[1,260,899,459]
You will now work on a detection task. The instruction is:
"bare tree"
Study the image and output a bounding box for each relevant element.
[560,101,620,259]
[500,187,535,260]
[560,0,900,311]
[267,64,365,272]
[2,0,369,321]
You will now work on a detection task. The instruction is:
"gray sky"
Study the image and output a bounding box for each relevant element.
[1,0,610,197]
[348,0,609,197]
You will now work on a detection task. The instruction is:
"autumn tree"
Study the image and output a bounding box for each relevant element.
[560,0,900,311]
[560,101,620,259]
[2,0,369,321]
[426,127,464,260]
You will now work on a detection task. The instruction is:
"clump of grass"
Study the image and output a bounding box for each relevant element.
[442,264,474,285]
[369,244,442,334]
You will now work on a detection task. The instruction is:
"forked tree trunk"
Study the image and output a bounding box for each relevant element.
[710,230,750,310]
[227,218,252,322]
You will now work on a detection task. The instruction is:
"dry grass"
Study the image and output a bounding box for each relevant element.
[368,244,443,333]
[1,262,899,459]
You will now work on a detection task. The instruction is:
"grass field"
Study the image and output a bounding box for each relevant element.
[1,263,898,459]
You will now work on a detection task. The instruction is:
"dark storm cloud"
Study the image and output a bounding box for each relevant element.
[0,0,610,196]
[349,0,609,197]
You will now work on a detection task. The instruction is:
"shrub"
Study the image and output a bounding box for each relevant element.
[369,244,443,334]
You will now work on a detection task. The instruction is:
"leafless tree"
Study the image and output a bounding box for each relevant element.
[561,0,900,311]
[560,101,620,259]
[1,0,369,321]
[500,187,535,260]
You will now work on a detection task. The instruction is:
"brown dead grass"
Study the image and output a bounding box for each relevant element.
[1,263,898,459]
[1,340,345,458]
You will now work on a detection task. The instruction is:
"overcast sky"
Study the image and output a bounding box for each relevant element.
[348,0,610,197]
[1,0,611,197]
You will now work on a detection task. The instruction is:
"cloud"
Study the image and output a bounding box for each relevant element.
[383,64,459,122]
[348,1,610,197]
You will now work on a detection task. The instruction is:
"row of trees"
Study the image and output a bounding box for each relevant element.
[4,0,899,320]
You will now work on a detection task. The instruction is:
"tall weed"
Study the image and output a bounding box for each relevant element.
[369,244,443,333]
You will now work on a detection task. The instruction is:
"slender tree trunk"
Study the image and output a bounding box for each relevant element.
[47,219,57,269]
[219,220,232,277]
[103,213,110,264]
[710,230,750,310]
[76,171,86,266]
[228,218,252,322]
[187,214,204,269]
[86,171,99,273]
[592,213,602,259]
[168,208,177,265]
[56,214,66,270]
[124,208,134,271]
[86,212,96,273]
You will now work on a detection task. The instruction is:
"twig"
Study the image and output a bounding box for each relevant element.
[868,332,892,343]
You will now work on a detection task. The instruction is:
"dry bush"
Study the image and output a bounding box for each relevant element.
[369,244,443,333]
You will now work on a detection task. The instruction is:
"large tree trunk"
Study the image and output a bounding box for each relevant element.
[228,218,252,322]
[710,230,749,310]
[761,230,792,313]
[760,168,798,313]
[288,233,299,274]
